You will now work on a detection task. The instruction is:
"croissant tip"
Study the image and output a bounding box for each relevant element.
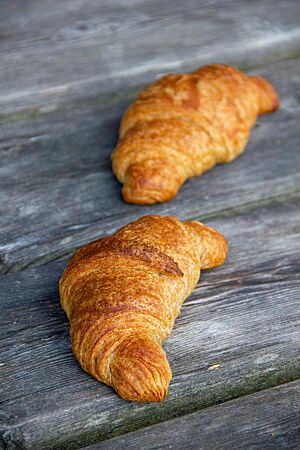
[122,184,172,205]
[121,159,183,205]
[110,334,172,402]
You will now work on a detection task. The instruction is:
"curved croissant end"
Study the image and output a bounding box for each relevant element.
[110,334,172,402]
[122,159,185,204]
[250,76,280,114]
[184,220,228,269]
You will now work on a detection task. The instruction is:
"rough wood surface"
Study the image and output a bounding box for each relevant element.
[85,380,300,450]
[1,58,300,274]
[1,197,299,449]
[0,0,300,116]
[1,1,300,448]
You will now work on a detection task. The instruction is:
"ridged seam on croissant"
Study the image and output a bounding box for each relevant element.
[60,215,228,402]
[112,64,280,204]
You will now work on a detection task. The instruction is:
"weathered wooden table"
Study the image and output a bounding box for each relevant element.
[1,1,300,449]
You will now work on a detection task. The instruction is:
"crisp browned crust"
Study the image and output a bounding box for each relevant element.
[59,215,228,402]
[112,63,279,204]
[62,236,184,279]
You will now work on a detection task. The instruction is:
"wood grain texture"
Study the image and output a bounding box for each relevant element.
[85,380,300,450]
[1,197,299,449]
[1,2,300,447]
[0,0,300,115]
[1,58,300,274]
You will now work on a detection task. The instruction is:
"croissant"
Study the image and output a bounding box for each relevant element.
[112,64,279,204]
[59,215,227,402]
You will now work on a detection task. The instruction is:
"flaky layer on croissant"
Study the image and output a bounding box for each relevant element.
[60,215,228,402]
[112,64,279,204]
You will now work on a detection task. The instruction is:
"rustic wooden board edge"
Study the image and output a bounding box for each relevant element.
[3,188,299,276]
[83,380,300,450]
[1,30,300,118]
[0,85,142,127]
[1,50,300,127]
[2,0,300,117]
[3,363,299,450]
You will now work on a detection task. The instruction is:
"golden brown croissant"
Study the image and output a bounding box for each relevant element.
[112,64,279,204]
[59,215,227,402]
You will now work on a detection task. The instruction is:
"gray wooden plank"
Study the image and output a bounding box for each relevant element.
[0,197,299,449]
[0,58,300,274]
[0,0,300,115]
[85,380,300,450]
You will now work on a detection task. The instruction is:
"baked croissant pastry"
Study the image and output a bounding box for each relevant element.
[60,215,227,402]
[112,64,279,204]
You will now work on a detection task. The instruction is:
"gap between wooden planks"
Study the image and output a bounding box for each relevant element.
[84,380,300,450]
[1,0,300,116]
